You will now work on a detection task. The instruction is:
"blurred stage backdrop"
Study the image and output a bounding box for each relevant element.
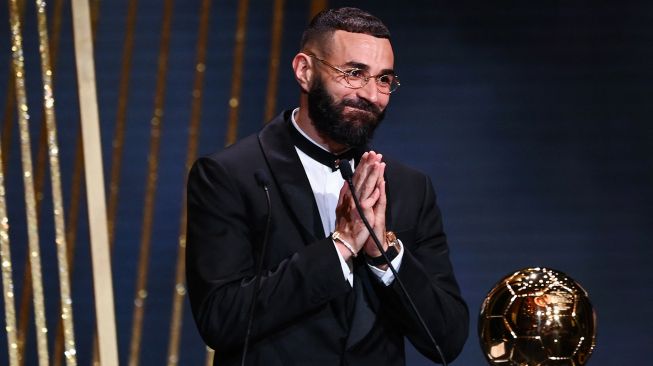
[0,0,651,365]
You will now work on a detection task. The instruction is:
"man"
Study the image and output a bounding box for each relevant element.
[187,7,468,365]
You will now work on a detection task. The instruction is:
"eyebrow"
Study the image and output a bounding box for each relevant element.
[342,60,395,76]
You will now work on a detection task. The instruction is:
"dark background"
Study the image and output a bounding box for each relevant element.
[1,0,652,364]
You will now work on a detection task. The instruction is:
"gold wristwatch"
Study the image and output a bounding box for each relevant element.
[366,231,399,266]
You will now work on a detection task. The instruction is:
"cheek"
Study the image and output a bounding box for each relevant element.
[332,85,357,101]
[377,95,390,110]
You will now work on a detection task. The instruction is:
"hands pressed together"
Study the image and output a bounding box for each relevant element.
[334,151,390,267]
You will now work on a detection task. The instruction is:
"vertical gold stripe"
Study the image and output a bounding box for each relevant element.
[128,0,175,365]
[34,0,78,365]
[10,4,31,364]
[58,133,84,363]
[90,0,100,33]
[1,77,15,176]
[47,0,65,65]
[8,0,50,363]
[263,0,285,122]
[64,134,83,265]
[0,144,19,366]
[309,0,328,20]
[107,0,138,248]
[70,0,119,363]
[77,2,104,365]
[32,90,48,234]
[224,0,250,146]
[165,0,210,362]
[166,0,211,363]
[30,133,47,366]
[58,135,84,335]
[5,9,25,362]
[1,0,25,177]
[212,0,250,361]
[207,0,249,361]
[16,263,30,366]
[43,0,78,363]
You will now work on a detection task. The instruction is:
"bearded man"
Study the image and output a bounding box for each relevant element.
[186,7,468,366]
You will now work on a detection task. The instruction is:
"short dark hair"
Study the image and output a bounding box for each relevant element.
[300,7,390,53]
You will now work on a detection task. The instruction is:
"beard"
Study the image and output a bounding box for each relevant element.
[307,77,385,148]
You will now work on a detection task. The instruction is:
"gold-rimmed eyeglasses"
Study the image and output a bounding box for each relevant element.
[305,52,401,94]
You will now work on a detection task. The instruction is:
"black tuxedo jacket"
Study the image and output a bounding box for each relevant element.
[186,111,468,365]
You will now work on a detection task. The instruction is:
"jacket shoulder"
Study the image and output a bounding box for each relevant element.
[198,110,291,169]
[202,134,261,167]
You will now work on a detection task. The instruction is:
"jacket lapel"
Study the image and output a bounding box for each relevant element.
[258,111,325,243]
[346,262,378,348]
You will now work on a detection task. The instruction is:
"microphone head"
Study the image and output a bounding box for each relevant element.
[254,170,271,187]
[337,159,353,180]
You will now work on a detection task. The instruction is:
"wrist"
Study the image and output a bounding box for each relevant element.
[365,231,400,267]
[334,242,353,261]
[332,231,357,258]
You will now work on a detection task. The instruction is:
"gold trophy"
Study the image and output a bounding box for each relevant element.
[479,267,597,365]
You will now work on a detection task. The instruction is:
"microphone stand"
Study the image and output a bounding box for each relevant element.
[338,160,448,366]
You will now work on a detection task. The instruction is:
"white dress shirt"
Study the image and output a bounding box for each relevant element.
[290,108,403,286]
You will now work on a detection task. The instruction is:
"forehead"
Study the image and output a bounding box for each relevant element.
[327,30,394,71]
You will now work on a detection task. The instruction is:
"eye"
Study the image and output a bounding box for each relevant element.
[377,74,394,86]
[345,69,365,79]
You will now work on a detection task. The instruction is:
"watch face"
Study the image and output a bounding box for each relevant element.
[385,231,397,246]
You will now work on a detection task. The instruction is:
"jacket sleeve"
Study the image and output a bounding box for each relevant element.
[371,174,469,363]
[185,157,350,352]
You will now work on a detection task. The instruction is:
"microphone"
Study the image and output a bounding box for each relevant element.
[336,160,448,366]
[242,170,272,366]
[254,169,271,188]
[336,158,354,180]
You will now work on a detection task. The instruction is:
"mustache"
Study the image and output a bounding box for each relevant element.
[341,98,383,116]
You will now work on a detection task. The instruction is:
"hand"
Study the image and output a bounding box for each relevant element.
[334,152,385,260]
[363,179,386,260]
[362,153,387,261]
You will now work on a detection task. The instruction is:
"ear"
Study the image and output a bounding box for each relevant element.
[292,53,313,93]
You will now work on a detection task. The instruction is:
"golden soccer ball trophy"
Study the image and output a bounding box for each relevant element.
[478,267,597,365]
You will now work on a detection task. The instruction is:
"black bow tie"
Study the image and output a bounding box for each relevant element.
[289,122,363,171]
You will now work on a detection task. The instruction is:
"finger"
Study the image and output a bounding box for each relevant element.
[352,151,381,190]
[351,152,384,203]
[373,181,387,247]
[375,180,387,222]
[357,157,385,197]
[361,161,386,201]
[375,161,385,181]
[375,163,386,195]
[368,179,385,222]
[359,165,380,201]
[359,186,380,208]
[367,151,382,165]
[352,156,374,193]
[337,182,348,205]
